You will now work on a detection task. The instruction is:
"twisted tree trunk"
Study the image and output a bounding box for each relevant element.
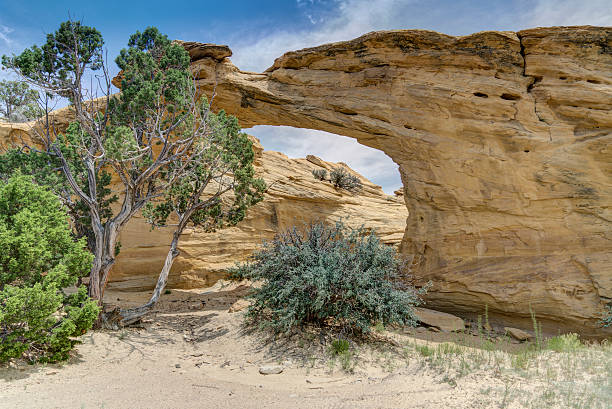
[118,232,181,326]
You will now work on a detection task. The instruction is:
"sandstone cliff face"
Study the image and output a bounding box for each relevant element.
[110,139,408,291]
[0,118,407,292]
[183,26,611,335]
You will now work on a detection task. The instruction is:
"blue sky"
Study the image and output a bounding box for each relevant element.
[1,0,610,192]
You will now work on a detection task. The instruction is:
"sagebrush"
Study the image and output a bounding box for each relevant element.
[329,167,362,193]
[0,175,99,362]
[312,168,328,181]
[231,221,425,335]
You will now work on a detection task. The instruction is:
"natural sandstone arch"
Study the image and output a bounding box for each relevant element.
[0,27,609,336]
[182,27,611,336]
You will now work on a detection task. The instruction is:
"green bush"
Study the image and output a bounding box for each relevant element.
[232,221,425,335]
[0,175,99,363]
[547,333,583,353]
[330,338,350,355]
[312,169,328,181]
[601,304,612,328]
[329,167,362,193]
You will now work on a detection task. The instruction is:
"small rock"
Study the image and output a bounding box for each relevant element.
[228,299,251,313]
[259,365,284,375]
[175,363,181,368]
[504,327,533,341]
[415,326,426,333]
[415,308,465,332]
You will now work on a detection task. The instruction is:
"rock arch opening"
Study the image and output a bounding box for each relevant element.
[247,125,402,195]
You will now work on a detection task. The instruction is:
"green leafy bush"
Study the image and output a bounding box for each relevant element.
[601,304,612,328]
[312,169,328,181]
[232,221,424,335]
[329,167,362,193]
[331,338,350,355]
[546,333,582,353]
[0,175,99,363]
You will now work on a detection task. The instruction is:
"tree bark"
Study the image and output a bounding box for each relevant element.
[118,232,181,326]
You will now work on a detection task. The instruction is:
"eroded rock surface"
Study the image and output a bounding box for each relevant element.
[110,139,407,291]
[183,26,611,335]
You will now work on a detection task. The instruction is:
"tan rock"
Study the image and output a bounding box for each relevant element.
[414,308,465,332]
[228,299,251,313]
[109,145,408,290]
[258,365,283,375]
[504,327,533,342]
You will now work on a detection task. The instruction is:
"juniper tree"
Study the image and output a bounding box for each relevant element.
[0,80,43,122]
[2,21,265,308]
[0,175,99,362]
[120,111,265,324]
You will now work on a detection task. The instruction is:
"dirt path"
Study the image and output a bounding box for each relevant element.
[2,283,598,409]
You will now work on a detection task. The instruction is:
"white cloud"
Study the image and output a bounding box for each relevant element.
[231,0,420,72]
[247,126,402,194]
[525,0,612,27]
[0,25,14,45]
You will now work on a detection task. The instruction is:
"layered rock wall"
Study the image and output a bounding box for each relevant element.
[110,140,408,291]
[185,26,611,335]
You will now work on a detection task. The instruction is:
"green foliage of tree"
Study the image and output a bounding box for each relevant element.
[0,80,43,122]
[143,109,265,231]
[329,167,363,193]
[1,21,104,100]
[0,137,118,253]
[2,22,264,307]
[0,175,99,363]
[231,221,425,335]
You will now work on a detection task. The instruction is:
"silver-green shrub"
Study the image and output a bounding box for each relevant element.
[329,167,362,193]
[232,221,425,335]
[312,169,328,181]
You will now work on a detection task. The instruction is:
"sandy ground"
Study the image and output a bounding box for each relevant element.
[0,282,598,409]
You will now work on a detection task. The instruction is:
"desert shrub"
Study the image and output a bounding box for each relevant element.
[547,333,583,353]
[0,175,99,363]
[331,338,350,355]
[329,167,362,193]
[312,169,328,181]
[232,221,424,335]
[601,304,612,328]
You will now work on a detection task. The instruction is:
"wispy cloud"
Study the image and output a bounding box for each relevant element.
[0,25,14,45]
[525,0,612,27]
[232,0,419,72]
[248,126,401,193]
